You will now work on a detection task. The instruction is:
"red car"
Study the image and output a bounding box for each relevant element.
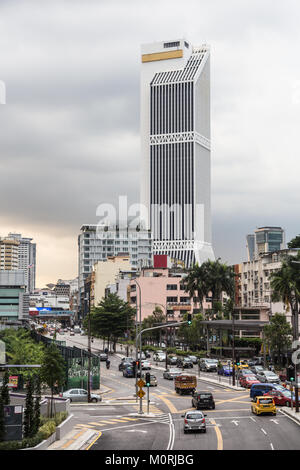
[239,374,260,388]
[264,389,296,407]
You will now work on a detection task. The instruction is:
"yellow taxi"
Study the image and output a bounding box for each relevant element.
[234,360,250,371]
[251,396,277,416]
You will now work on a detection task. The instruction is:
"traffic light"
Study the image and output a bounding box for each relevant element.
[132,361,137,375]
[145,372,151,387]
[286,366,295,382]
[187,314,192,325]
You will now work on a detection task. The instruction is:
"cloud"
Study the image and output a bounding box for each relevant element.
[0,0,300,284]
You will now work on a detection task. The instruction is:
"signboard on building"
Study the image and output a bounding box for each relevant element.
[9,376,18,389]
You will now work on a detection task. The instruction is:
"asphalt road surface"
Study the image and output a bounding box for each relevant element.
[54,332,300,451]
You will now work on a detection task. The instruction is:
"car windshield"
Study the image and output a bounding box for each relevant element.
[259,398,273,404]
[186,413,203,419]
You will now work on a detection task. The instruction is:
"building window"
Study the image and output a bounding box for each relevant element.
[167,297,178,303]
[166,284,177,290]
[163,41,180,48]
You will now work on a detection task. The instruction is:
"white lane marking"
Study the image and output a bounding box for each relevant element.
[231,420,239,426]
[167,413,175,451]
[270,443,274,450]
[261,428,267,435]
[270,419,279,425]
[250,417,256,422]
[124,430,148,433]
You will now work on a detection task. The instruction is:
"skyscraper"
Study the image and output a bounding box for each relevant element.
[140,39,214,267]
[246,227,285,261]
[7,233,36,293]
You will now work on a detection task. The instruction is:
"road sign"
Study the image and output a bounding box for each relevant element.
[137,379,145,388]
[137,389,145,398]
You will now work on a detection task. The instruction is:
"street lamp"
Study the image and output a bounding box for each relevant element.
[84,295,91,403]
[131,278,142,405]
[290,260,300,412]
[144,301,169,370]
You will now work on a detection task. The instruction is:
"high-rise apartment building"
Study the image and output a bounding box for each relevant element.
[78,223,152,313]
[246,227,285,261]
[0,238,20,270]
[140,39,214,268]
[7,233,36,293]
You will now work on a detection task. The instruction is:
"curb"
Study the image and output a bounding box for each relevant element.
[279,407,300,426]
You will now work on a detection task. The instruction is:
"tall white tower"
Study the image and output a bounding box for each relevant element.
[140,39,215,267]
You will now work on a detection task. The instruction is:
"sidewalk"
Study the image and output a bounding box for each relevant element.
[47,427,101,450]
[279,406,300,425]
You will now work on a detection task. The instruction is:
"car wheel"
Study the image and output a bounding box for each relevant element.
[202,429,206,433]
[285,401,290,407]
[184,430,187,434]
[211,404,215,410]
[91,398,97,403]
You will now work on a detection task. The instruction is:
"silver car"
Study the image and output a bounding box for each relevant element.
[61,388,102,403]
[182,410,207,433]
[163,368,183,380]
[256,370,280,384]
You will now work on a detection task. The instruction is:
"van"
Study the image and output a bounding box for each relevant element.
[250,383,285,400]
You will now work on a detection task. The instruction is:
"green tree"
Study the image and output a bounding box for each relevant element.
[183,258,236,320]
[0,396,4,442]
[270,252,300,338]
[0,328,45,380]
[177,313,205,350]
[1,371,10,405]
[264,313,293,366]
[287,235,300,249]
[23,376,34,438]
[40,343,66,417]
[86,293,136,351]
[184,263,208,312]
[33,374,41,435]
[141,307,166,346]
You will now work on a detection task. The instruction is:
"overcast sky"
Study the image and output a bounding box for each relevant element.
[0,0,300,287]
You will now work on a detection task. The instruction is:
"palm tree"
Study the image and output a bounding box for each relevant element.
[184,258,236,319]
[270,254,300,338]
[183,263,208,312]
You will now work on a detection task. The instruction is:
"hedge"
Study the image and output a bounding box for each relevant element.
[0,411,68,450]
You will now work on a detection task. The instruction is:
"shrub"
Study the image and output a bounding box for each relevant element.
[38,420,56,440]
[54,411,68,426]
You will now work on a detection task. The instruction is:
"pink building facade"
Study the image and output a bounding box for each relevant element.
[128,266,211,322]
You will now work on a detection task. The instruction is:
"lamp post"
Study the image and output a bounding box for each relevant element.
[144,302,168,370]
[132,278,141,404]
[84,295,91,403]
[290,260,300,412]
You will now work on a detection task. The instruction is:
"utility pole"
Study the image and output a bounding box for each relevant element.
[232,309,236,387]
[291,260,300,412]
[136,318,192,415]
[84,294,91,403]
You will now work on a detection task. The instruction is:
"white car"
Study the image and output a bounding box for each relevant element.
[60,388,102,403]
[141,360,151,370]
[154,353,166,362]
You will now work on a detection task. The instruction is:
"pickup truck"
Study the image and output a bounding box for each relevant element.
[174,375,197,395]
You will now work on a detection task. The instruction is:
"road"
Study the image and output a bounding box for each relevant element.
[53,332,300,450]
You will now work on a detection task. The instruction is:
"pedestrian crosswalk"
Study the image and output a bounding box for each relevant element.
[74,407,166,430]
[131,404,163,415]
